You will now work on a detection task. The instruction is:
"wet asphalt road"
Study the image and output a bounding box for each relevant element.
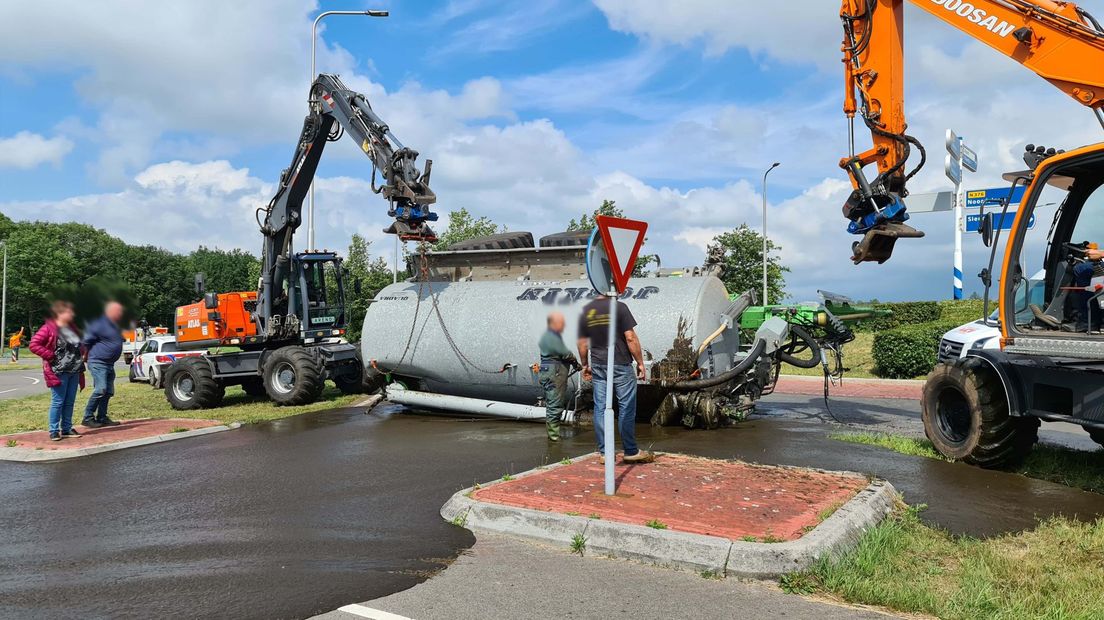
[2,395,1104,619]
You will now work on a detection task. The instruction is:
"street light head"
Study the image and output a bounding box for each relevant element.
[771,162,781,169]
[366,10,389,17]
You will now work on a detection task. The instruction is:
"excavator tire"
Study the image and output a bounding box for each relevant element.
[240,377,266,397]
[922,358,1038,468]
[263,346,325,406]
[165,357,225,410]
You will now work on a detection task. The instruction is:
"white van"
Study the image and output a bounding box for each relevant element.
[937,271,1046,363]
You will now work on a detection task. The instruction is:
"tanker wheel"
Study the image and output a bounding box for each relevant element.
[1087,428,1104,449]
[165,358,225,410]
[333,367,365,395]
[240,377,266,397]
[263,346,324,406]
[922,358,1038,468]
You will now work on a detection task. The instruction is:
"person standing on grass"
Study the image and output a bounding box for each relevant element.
[82,301,125,428]
[29,301,86,441]
[9,327,24,363]
[577,295,653,464]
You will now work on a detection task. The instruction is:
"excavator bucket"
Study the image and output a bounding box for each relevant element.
[385,220,438,243]
[850,223,925,264]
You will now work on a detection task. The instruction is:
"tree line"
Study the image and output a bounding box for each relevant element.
[0,213,261,331]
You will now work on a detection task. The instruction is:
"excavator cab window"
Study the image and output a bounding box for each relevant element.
[300,257,346,332]
[1004,150,1104,338]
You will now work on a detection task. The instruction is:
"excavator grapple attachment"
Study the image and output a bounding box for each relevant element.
[385,220,438,243]
[850,222,924,264]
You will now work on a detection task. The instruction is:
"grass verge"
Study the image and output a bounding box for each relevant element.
[831,431,1104,494]
[0,380,363,435]
[783,505,1104,619]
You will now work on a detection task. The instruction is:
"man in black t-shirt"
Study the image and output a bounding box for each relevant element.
[577,295,653,464]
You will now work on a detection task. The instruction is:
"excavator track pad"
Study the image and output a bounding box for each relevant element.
[851,223,924,264]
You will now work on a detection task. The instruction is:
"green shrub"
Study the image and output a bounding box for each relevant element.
[872,320,961,379]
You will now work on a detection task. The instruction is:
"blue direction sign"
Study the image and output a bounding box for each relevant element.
[965,212,1035,232]
[965,186,1026,209]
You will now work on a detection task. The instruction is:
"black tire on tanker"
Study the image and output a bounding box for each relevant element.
[240,377,266,397]
[1087,428,1104,449]
[165,357,225,410]
[262,346,325,406]
[333,367,365,395]
[921,357,1038,468]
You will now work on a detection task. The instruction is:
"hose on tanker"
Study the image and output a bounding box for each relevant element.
[776,325,821,369]
[660,338,767,392]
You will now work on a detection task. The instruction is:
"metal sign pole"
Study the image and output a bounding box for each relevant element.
[603,290,617,496]
[953,137,965,300]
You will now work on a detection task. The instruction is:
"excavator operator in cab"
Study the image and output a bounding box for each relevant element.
[1072,245,1104,331]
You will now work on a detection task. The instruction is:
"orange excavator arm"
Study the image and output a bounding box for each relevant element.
[838,0,1104,264]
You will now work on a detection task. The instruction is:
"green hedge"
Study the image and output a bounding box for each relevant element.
[936,298,987,325]
[872,320,962,379]
[858,301,941,332]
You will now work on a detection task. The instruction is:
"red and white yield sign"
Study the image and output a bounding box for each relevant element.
[595,215,648,294]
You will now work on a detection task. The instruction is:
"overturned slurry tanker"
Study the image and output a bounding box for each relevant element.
[360,232,864,428]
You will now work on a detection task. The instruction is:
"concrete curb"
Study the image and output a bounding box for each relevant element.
[0,422,242,463]
[440,454,897,578]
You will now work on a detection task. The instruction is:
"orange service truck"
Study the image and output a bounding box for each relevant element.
[174,291,260,349]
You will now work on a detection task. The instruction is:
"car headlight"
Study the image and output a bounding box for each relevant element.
[969,338,993,351]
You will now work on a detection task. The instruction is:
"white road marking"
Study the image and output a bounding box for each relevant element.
[0,388,17,395]
[337,604,414,620]
[23,376,40,385]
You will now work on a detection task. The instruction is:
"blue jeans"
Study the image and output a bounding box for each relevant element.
[592,363,639,456]
[1073,261,1099,325]
[83,361,116,422]
[49,372,79,433]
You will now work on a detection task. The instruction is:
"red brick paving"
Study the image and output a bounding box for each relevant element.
[472,454,868,541]
[775,375,922,400]
[2,418,221,451]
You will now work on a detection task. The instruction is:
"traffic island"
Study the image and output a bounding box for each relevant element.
[441,453,896,578]
[0,418,239,462]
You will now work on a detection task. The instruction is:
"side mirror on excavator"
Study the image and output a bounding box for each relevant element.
[204,293,219,310]
[978,213,994,248]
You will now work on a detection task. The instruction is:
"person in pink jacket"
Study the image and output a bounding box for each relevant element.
[29,301,86,441]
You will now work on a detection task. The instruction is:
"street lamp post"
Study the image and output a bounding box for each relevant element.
[1,242,7,357]
[308,9,389,251]
[762,162,780,306]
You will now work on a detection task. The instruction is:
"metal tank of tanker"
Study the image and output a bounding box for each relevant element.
[360,274,741,409]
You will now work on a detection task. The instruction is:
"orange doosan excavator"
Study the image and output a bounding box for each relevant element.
[165,73,437,410]
[838,0,1104,466]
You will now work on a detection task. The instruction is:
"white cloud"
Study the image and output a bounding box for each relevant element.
[0,0,362,183]
[592,0,840,66]
[0,131,74,169]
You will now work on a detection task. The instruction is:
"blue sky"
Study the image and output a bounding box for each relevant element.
[1,0,1100,301]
